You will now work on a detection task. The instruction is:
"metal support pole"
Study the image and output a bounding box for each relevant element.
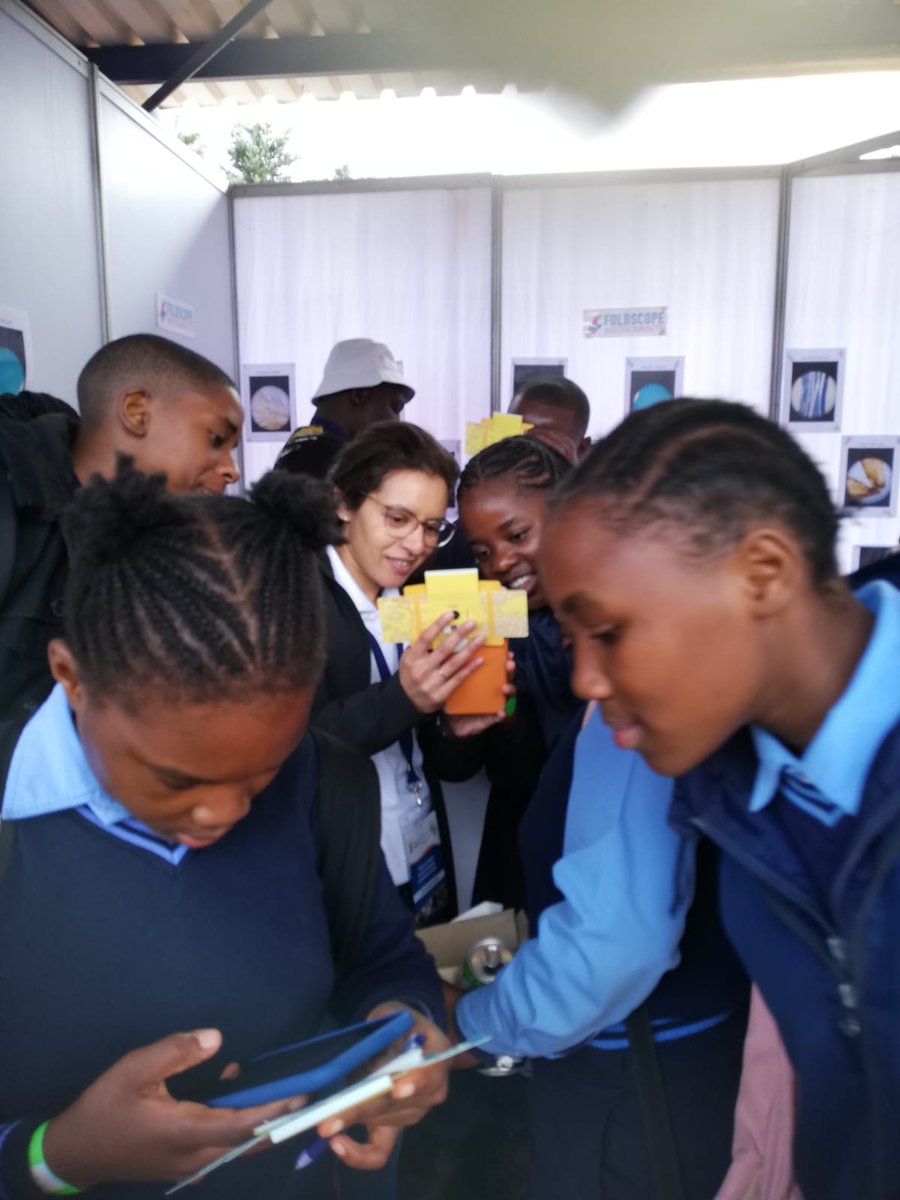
[227,190,246,495]
[88,64,112,343]
[489,179,503,413]
[768,165,792,420]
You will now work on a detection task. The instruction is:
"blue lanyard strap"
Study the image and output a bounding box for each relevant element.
[365,631,422,793]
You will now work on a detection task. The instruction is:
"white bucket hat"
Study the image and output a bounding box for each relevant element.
[311,338,414,403]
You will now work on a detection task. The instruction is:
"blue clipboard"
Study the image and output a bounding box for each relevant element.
[205,1011,413,1108]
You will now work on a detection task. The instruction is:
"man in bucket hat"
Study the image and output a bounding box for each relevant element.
[276,338,414,479]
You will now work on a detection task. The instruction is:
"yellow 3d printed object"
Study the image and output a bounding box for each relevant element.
[464,413,533,457]
[377,568,529,715]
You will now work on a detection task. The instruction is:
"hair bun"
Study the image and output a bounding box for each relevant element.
[62,455,183,569]
[251,470,342,551]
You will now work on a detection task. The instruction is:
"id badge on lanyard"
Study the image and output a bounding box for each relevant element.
[366,631,447,919]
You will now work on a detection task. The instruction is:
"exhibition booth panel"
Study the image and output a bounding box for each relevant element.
[98,82,236,375]
[232,183,494,485]
[0,4,102,400]
[0,0,236,403]
[500,174,781,435]
[783,171,900,569]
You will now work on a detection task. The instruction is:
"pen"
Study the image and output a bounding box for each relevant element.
[295,1134,331,1171]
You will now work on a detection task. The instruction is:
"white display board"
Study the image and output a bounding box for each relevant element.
[0,4,102,404]
[500,177,782,440]
[99,84,235,376]
[233,186,493,485]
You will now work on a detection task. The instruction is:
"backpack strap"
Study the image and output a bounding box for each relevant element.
[625,1003,687,1200]
[311,729,382,977]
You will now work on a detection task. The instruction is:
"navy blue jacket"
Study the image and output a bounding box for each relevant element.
[670,723,900,1200]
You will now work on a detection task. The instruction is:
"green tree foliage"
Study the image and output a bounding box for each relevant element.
[333,164,352,180]
[177,130,205,157]
[227,122,295,184]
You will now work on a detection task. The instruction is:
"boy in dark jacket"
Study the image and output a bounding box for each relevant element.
[0,334,241,774]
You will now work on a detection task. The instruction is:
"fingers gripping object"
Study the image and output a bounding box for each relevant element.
[377,569,529,715]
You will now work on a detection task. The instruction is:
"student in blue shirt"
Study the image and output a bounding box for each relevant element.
[540,397,900,1200]
[0,463,448,1200]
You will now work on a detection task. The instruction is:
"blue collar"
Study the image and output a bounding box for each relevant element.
[3,683,130,824]
[749,581,900,818]
[2,685,189,864]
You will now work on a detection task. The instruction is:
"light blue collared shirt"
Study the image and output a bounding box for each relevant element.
[3,682,130,824]
[456,706,690,1059]
[749,581,900,821]
[2,683,187,864]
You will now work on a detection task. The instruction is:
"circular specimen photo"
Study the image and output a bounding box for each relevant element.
[845,456,892,507]
[250,384,291,432]
[790,370,836,421]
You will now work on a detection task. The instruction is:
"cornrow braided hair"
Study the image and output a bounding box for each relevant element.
[60,458,341,705]
[553,398,840,584]
[458,435,571,498]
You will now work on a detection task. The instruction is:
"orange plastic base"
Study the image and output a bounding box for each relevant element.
[444,642,508,716]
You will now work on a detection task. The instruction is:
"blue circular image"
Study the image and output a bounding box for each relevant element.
[633,382,672,410]
[0,347,25,394]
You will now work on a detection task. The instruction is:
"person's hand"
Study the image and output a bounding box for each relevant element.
[317,1003,451,1170]
[443,651,516,738]
[398,613,486,714]
[42,1029,305,1188]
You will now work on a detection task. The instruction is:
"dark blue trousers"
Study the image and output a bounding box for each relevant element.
[529,1010,746,1200]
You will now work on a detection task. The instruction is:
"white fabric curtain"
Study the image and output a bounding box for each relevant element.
[500,178,781,439]
[233,186,493,485]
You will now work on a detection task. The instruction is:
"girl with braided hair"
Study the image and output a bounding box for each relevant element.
[539,397,900,1200]
[0,462,448,1200]
[449,435,581,909]
[443,428,748,1200]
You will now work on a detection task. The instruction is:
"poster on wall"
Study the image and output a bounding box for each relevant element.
[625,357,684,415]
[0,305,32,394]
[511,358,567,399]
[584,307,667,339]
[781,350,845,432]
[241,364,296,442]
[838,436,898,518]
[156,293,196,339]
[851,544,899,572]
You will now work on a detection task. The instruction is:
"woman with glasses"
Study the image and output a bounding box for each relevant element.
[312,422,508,926]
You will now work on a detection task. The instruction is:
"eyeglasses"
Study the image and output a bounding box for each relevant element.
[364,496,455,548]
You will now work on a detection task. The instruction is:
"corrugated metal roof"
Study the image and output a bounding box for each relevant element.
[23,0,900,110]
[23,0,490,105]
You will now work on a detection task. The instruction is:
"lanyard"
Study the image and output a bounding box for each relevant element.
[365,631,423,801]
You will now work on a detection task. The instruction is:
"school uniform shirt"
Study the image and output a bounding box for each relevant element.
[325,546,430,886]
[456,706,690,1058]
[0,683,442,1200]
[669,580,900,1200]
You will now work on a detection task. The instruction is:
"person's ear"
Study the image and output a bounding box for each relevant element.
[47,640,88,713]
[119,389,152,438]
[349,388,369,409]
[333,487,353,525]
[735,528,802,617]
[577,436,592,460]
